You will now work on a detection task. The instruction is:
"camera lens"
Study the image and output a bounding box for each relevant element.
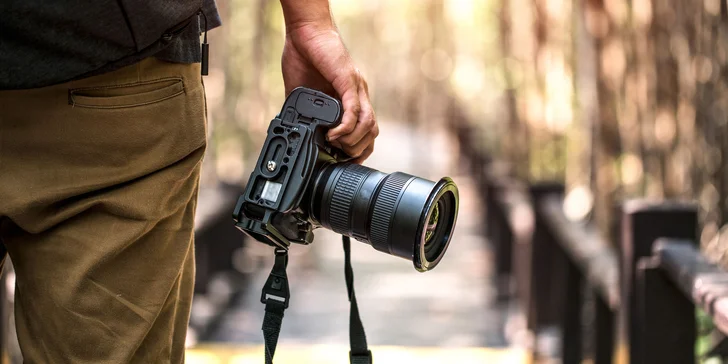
[425,202,440,244]
[310,163,459,272]
[417,182,457,269]
[424,199,443,259]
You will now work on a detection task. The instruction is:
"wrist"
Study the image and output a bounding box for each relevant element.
[280,0,334,34]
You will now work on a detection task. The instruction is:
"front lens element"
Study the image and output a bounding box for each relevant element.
[416,180,458,270]
[425,200,440,243]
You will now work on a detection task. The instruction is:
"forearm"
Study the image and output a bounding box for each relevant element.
[279,0,334,31]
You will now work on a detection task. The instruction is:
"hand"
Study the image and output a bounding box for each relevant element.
[281,22,378,163]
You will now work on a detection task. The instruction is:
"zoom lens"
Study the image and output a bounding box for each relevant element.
[310,162,459,272]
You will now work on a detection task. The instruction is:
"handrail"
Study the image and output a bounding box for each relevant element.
[448,117,728,363]
[482,166,533,301]
[528,187,619,363]
[655,240,728,336]
[490,176,533,242]
[538,195,620,309]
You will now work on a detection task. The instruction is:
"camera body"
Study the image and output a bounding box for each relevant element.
[233,87,347,250]
[235,87,459,272]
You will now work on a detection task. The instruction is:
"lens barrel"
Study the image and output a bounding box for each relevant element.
[311,163,459,272]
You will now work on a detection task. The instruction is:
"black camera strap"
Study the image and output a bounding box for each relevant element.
[261,248,290,364]
[259,237,372,364]
[343,236,373,364]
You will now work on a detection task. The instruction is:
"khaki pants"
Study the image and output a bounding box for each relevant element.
[0,58,207,363]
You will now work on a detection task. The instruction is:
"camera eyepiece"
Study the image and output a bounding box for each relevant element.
[311,163,459,272]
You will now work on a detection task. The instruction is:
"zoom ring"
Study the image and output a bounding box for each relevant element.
[328,164,370,235]
[369,172,411,253]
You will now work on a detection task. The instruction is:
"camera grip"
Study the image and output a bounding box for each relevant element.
[280,87,342,128]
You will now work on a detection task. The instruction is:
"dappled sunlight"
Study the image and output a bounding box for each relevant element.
[564,185,594,221]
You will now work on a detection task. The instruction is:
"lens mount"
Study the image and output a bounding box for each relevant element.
[413,177,459,272]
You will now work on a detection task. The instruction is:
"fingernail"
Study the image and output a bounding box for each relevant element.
[328,134,339,142]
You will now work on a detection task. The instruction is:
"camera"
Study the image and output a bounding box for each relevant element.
[233,87,459,272]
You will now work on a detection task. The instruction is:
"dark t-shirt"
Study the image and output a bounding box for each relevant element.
[0,0,222,90]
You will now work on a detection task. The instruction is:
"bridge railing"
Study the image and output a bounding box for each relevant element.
[452,119,728,363]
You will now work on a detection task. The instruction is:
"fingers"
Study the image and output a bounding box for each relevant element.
[326,73,378,163]
[352,141,375,165]
[334,83,376,147]
[326,71,361,142]
[341,128,377,160]
[281,26,378,161]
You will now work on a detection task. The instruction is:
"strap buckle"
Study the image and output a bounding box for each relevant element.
[261,248,290,308]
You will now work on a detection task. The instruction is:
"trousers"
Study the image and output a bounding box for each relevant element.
[0,57,207,363]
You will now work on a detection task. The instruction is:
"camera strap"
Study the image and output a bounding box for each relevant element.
[261,248,290,364]
[259,237,373,364]
[343,236,373,364]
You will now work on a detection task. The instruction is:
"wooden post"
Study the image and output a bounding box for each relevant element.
[636,257,696,364]
[528,183,566,357]
[618,201,697,363]
[593,292,615,364]
[562,259,583,364]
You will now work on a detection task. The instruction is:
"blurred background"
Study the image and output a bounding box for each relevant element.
[198,0,728,257]
[179,0,728,363]
[187,1,523,362]
[5,0,728,363]
[187,0,526,362]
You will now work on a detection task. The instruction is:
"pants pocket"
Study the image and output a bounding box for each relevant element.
[68,77,185,109]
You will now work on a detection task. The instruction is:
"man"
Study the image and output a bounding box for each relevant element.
[0,0,378,362]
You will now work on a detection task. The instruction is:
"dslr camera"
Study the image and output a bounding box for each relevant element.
[233,87,459,272]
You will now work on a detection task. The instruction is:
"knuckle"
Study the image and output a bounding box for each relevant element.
[363,113,375,128]
[342,120,357,134]
[349,102,362,116]
[345,146,363,158]
[336,134,354,146]
[341,70,359,89]
[359,147,373,161]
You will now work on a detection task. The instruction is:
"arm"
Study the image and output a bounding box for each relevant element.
[279,0,378,163]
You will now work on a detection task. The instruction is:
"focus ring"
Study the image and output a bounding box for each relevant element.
[328,164,370,235]
[369,172,411,253]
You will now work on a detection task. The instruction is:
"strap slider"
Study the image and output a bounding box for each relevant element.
[261,248,290,308]
[349,350,373,364]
